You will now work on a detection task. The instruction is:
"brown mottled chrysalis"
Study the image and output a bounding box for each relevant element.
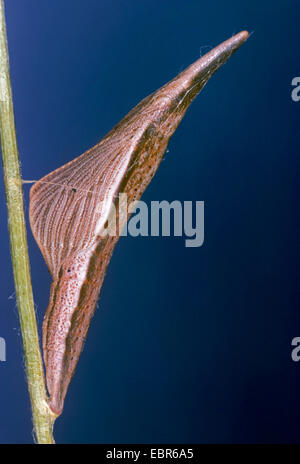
[29,31,248,415]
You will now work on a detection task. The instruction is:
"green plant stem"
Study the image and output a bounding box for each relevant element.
[0,0,55,444]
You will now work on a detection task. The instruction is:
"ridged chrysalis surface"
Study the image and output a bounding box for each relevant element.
[29,31,248,415]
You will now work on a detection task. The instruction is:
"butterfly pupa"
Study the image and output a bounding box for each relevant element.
[29,31,248,416]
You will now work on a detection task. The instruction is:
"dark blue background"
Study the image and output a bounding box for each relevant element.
[0,0,299,444]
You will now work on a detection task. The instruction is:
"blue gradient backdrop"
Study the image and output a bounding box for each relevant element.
[0,0,299,444]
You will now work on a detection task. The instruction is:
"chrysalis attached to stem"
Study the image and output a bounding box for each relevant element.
[29,31,248,416]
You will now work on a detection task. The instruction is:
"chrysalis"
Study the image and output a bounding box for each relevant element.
[29,31,248,415]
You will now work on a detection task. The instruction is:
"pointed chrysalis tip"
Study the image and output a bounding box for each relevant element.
[238,30,249,40]
[224,30,249,51]
[238,30,249,45]
[225,30,249,51]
